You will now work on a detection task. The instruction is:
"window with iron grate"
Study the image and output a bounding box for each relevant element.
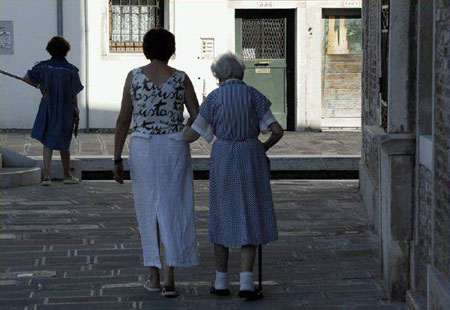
[109,0,164,53]
[242,18,285,60]
[380,0,390,131]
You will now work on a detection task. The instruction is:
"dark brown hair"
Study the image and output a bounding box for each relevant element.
[143,28,175,62]
[46,36,71,58]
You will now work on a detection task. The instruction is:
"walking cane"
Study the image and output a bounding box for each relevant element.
[0,69,28,83]
[257,244,263,297]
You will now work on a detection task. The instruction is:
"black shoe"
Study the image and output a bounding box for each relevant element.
[210,286,231,296]
[238,289,264,301]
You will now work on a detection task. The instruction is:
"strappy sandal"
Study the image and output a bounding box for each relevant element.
[238,289,264,301]
[41,179,51,186]
[143,280,161,292]
[63,176,80,185]
[161,287,179,298]
[210,286,231,296]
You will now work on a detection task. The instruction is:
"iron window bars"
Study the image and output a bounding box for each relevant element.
[380,0,390,131]
[242,18,285,60]
[109,0,164,53]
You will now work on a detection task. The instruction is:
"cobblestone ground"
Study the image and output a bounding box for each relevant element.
[0,132,361,157]
[0,181,405,310]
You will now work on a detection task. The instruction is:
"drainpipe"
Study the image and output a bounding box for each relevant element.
[84,0,90,132]
[57,0,63,36]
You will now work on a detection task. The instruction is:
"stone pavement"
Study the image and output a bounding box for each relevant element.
[0,180,406,310]
[0,132,361,157]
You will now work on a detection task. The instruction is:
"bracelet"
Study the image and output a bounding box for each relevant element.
[113,158,123,165]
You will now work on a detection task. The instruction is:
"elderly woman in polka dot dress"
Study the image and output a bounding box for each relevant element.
[184,52,284,301]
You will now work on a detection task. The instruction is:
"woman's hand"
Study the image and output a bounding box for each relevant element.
[74,111,80,124]
[184,127,200,143]
[262,122,284,152]
[39,85,49,99]
[113,162,124,184]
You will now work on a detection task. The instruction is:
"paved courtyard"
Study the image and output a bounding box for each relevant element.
[0,180,406,310]
[0,132,361,157]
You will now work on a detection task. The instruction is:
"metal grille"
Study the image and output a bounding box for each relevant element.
[242,18,285,59]
[109,0,163,53]
[380,0,390,131]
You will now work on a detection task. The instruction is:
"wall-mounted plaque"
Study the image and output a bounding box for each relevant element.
[200,38,214,60]
[0,21,14,55]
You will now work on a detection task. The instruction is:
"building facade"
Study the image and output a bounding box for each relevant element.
[360,0,449,308]
[0,0,362,131]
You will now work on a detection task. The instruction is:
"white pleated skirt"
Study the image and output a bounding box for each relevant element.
[129,133,199,268]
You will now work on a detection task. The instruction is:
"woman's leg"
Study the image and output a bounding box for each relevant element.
[148,267,160,288]
[240,245,257,292]
[162,264,175,289]
[212,244,229,291]
[240,245,257,272]
[214,244,229,273]
[156,221,175,290]
[60,150,71,178]
[43,147,53,180]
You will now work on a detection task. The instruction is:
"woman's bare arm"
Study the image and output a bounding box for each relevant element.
[23,74,39,88]
[114,71,133,160]
[262,122,284,151]
[184,75,199,122]
[183,75,201,143]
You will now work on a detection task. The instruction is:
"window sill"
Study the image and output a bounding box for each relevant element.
[100,52,147,61]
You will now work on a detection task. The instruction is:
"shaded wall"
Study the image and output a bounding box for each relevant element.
[360,0,449,306]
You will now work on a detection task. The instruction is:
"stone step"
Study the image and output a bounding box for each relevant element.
[0,167,41,188]
[31,155,360,172]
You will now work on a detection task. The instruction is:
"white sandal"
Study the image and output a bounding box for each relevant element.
[63,176,80,185]
[161,286,179,298]
[41,179,51,186]
[143,280,161,292]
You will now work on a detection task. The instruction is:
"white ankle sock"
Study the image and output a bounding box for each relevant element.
[239,271,254,291]
[214,271,228,290]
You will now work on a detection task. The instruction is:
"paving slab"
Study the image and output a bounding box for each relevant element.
[0,180,405,309]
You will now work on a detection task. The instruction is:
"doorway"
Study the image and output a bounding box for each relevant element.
[235,9,296,130]
[321,9,362,129]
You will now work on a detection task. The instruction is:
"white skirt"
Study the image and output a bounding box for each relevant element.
[129,133,199,268]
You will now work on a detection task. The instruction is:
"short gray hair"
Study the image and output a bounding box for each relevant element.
[211,52,246,81]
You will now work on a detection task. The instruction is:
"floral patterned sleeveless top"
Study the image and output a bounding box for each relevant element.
[130,67,185,137]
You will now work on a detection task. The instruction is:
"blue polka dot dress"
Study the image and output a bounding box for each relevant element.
[197,79,279,247]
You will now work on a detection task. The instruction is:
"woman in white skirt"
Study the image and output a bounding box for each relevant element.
[113,28,199,297]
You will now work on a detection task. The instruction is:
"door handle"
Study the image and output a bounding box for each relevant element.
[255,62,270,67]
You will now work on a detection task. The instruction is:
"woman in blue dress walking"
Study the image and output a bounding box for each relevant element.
[24,36,84,185]
[184,52,284,300]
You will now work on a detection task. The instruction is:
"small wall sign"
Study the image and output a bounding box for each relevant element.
[257,1,273,8]
[343,1,360,8]
[256,68,271,74]
[200,38,215,60]
[0,21,14,55]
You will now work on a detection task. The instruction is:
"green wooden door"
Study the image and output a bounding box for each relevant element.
[236,12,288,128]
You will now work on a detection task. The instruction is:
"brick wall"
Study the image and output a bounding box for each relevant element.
[432,0,449,279]
[417,164,433,294]
[361,0,381,184]
[361,0,380,129]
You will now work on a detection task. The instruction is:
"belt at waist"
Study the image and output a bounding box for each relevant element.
[216,137,259,143]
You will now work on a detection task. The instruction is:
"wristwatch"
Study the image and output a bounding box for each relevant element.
[113,158,123,165]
